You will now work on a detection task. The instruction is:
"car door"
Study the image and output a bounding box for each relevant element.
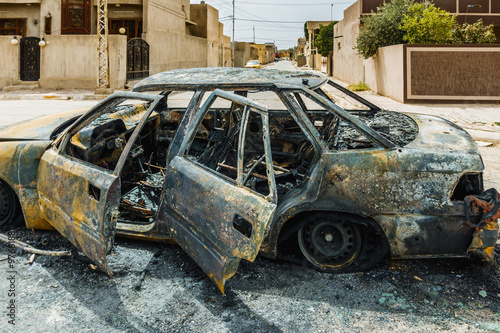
[37,92,162,275]
[161,89,278,293]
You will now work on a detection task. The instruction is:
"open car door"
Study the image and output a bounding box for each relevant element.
[161,90,278,293]
[37,92,163,274]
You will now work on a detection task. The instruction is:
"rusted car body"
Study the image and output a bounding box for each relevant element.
[0,68,498,293]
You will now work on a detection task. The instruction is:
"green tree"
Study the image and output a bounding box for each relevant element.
[354,0,414,59]
[401,3,456,44]
[452,19,496,44]
[316,22,337,57]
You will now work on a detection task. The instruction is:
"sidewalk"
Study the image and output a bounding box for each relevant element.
[0,80,140,101]
[0,88,107,101]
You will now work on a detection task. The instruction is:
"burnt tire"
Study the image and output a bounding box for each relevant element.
[0,179,20,228]
[298,214,361,272]
[297,213,389,273]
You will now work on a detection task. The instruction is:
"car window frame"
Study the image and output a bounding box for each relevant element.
[54,91,163,177]
[178,89,278,203]
[293,87,396,150]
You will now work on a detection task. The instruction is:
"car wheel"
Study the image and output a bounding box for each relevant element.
[298,213,362,272]
[0,180,18,227]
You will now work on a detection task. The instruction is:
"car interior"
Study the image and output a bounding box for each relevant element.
[62,87,421,227]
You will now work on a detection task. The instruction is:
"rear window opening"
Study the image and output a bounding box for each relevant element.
[186,91,317,202]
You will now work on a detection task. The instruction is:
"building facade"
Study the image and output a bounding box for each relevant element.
[304,21,334,70]
[0,0,231,90]
[333,0,500,103]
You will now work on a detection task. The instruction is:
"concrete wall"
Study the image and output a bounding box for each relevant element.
[250,43,275,64]
[189,3,208,38]
[363,44,404,102]
[333,1,364,83]
[361,44,500,103]
[108,34,127,89]
[221,33,231,67]
[39,35,96,89]
[234,41,251,67]
[145,30,207,73]
[0,36,20,87]
[38,35,126,89]
[205,5,221,67]
[144,0,207,73]
[189,2,230,67]
[313,53,322,71]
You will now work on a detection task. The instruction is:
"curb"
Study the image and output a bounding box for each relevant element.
[0,93,108,101]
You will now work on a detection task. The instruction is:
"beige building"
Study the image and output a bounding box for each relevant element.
[233,41,276,67]
[304,21,333,70]
[250,43,275,64]
[0,0,231,90]
[233,41,251,68]
[190,1,231,68]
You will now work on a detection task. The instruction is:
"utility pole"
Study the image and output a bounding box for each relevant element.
[331,4,335,76]
[253,26,255,44]
[97,0,109,92]
[231,0,235,67]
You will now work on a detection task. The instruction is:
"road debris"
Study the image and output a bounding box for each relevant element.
[0,232,71,256]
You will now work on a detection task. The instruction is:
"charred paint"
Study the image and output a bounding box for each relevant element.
[0,68,497,293]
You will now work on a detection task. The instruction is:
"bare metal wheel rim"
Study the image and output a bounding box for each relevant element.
[0,181,15,225]
[298,218,361,270]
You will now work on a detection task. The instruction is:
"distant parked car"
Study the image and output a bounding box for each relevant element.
[245,60,261,69]
[0,68,498,293]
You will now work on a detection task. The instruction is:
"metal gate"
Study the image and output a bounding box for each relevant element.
[20,37,40,81]
[127,38,149,80]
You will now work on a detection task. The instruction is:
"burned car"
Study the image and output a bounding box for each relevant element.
[0,68,498,293]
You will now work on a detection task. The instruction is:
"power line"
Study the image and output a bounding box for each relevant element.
[221,17,302,30]
[231,18,304,23]
[231,3,304,29]
[238,37,298,42]
[237,1,353,5]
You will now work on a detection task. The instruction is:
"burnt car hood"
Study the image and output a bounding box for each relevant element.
[404,113,479,154]
[0,109,85,141]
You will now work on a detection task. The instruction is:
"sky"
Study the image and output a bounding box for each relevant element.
[191,0,357,50]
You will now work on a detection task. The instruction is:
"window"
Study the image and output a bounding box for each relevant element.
[186,94,240,182]
[0,19,26,38]
[65,99,158,171]
[293,92,376,151]
[109,19,143,39]
[186,93,274,198]
[61,0,91,35]
[187,90,317,201]
[247,91,317,198]
[44,16,52,35]
[63,97,170,224]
